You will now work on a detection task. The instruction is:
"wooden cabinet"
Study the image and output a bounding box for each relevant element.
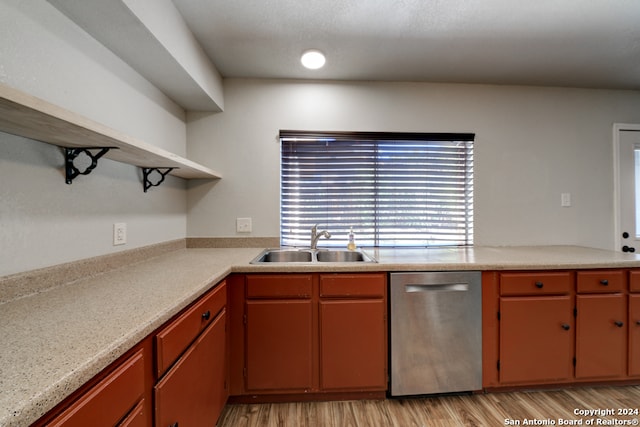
[629,290,640,377]
[246,299,314,391]
[46,349,148,427]
[497,272,574,385]
[244,275,314,392]
[154,310,227,427]
[499,296,574,384]
[486,268,640,389]
[575,271,627,379]
[233,272,388,398]
[154,280,228,427]
[319,274,387,391]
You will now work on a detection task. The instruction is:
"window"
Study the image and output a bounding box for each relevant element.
[280,131,474,248]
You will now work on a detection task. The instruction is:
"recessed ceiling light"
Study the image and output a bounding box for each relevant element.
[301,49,326,70]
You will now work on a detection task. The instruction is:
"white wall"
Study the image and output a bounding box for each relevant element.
[187,79,640,250]
[0,0,188,276]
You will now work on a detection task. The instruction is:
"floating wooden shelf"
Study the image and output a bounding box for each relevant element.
[0,82,221,180]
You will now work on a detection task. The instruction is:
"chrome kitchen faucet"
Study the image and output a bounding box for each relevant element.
[310,225,331,249]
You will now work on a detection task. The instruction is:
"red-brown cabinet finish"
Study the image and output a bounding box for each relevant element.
[156,281,226,377]
[154,309,227,427]
[235,273,388,398]
[319,273,387,391]
[577,270,626,293]
[499,296,574,384]
[47,349,146,427]
[320,299,386,390]
[631,270,640,292]
[118,400,146,427]
[246,274,313,298]
[500,272,572,296]
[245,299,314,391]
[630,294,640,377]
[575,294,627,379]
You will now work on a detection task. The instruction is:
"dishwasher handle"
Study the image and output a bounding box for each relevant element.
[405,283,469,292]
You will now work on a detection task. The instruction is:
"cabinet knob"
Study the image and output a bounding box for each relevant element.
[614,321,624,328]
[561,323,571,331]
[599,279,609,286]
[170,423,179,427]
[202,310,211,321]
[535,281,544,289]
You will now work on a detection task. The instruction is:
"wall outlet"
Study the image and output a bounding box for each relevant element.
[113,223,127,245]
[236,217,252,233]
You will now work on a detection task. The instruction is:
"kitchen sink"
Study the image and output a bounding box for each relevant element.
[250,248,376,264]
[253,249,314,263]
[316,250,369,262]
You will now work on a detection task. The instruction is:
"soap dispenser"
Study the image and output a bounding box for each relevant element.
[347,227,356,251]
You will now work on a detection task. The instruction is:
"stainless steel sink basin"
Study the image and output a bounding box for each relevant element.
[252,249,313,263]
[316,250,369,262]
[250,248,376,264]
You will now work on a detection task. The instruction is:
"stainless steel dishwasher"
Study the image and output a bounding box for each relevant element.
[390,271,482,396]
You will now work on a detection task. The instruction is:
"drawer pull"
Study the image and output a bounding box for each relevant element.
[636,320,640,326]
[202,310,211,321]
[170,423,179,427]
[614,321,624,328]
[561,323,571,331]
[599,279,609,286]
[534,281,544,289]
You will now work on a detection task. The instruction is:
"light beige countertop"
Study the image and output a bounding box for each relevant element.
[2,245,640,426]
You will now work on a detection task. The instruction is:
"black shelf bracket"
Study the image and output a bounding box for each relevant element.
[64,147,116,184]
[142,167,175,192]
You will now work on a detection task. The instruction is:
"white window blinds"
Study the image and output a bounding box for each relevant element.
[280,131,474,248]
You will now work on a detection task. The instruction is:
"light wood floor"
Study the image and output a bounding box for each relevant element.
[217,386,640,426]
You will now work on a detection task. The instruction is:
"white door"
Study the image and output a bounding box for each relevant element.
[615,125,640,253]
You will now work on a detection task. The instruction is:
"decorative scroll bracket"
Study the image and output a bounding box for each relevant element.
[142,167,175,192]
[64,147,116,184]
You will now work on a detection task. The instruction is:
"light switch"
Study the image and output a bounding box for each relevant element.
[561,193,571,207]
[236,217,252,233]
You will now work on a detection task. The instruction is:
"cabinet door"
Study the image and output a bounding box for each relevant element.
[499,296,574,384]
[245,300,314,391]
[576,294,627,379]
[320,300,386,390]
[629,294,640,377]
[155,310,227,427]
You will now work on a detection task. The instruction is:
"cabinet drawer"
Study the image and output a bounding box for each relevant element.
[500,272,572,296]
[630,270,640,292]
[246,274,313,298]
[577,270,626,293]
[320,274,386,298]
[47,349,145,427]
[156,281,226,377]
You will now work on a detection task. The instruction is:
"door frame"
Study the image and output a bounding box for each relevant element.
[613,123,640,252]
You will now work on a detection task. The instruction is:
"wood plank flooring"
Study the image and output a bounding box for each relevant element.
[217,386,640,427]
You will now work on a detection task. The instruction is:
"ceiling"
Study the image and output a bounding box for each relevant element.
[172,0,640,89]
[48,0,640,110]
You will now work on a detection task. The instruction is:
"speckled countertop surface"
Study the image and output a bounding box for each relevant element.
[2,245,640,426]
